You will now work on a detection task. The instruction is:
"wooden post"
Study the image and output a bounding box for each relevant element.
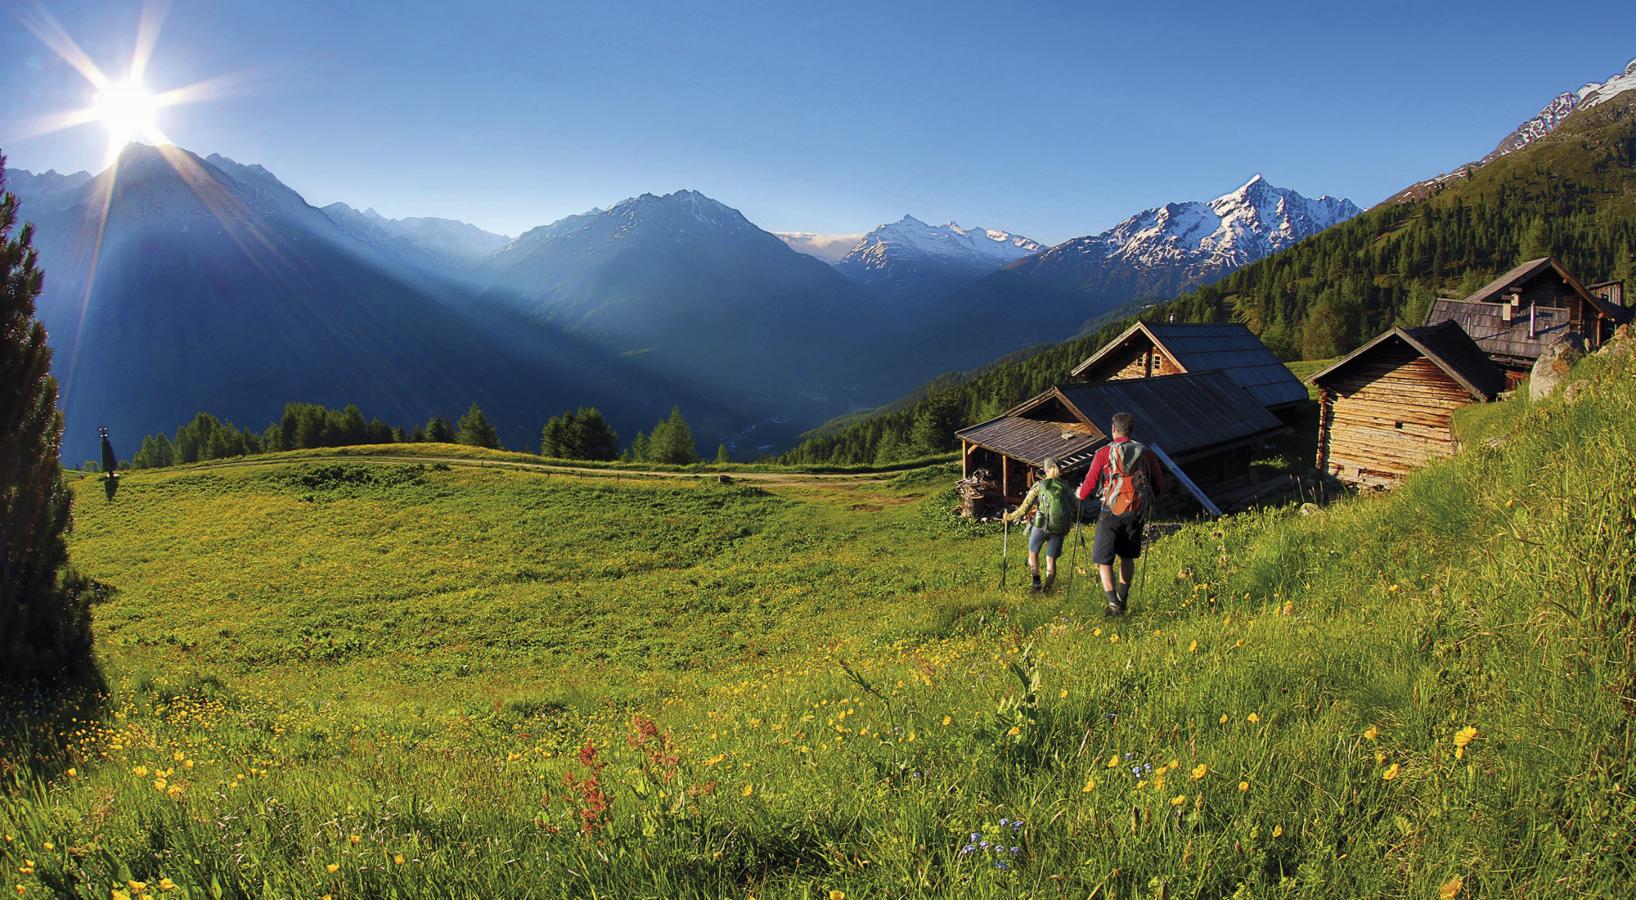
[1315,388,1331,472]
[1001,456,1010,499]
[961,440,969,479]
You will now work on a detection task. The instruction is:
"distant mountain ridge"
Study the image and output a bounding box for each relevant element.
[323,202,508,275]
[1394,57,1636,203]
[832,215,1041,305]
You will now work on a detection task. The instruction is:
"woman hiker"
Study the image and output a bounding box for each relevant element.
[1002,457,1076,592]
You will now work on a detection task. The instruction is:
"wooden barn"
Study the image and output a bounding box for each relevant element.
[1425,257,1630,385]
[1308,320,1505,490]
[1068,321,1309,413]
[956,371,1284,512]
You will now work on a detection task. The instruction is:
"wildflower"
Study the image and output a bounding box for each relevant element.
[348,834,361,845]
[942,715,952,726]
[1000,818,1010,826]
[906,730,916,743]
[1382,763,1401,781]
[158,878,175,892]
[132,766,148,777]
[326,863,339,873]
[1238,780,1249,793]
[1362,725,1378,740]
[1108,755,1119,768]
[1188,640,1198,653]
[1059,688,1069,699]
[1247,713,1260,724]
[1219,714,1228,725]
[113,892,131,900]
[1453,726,1478,759]
[741,784,753,797]
[1109,634,1119,644]
[127,883,147,894]
[1439,875,1464,899]
[1272,825,1283,838]
[393,854,405,865]
[1191,764,1208,780]
[829,892,846,900]
[66,768,77,778]
[1006,725,1021,737]
[1092,627,1102,637]
[1082,777,1097,793]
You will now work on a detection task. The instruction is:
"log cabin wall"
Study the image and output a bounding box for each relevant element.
[1318,344,1474,489]
[1110,347,1185,380]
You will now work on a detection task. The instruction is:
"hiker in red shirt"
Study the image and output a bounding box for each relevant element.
[1077,412,1165,616]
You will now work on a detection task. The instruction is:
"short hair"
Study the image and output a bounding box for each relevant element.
[1110,412,1134,437]
[1042,457,1060,478]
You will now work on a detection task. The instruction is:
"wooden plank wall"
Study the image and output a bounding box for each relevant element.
[1111,347,1185,380]
[1318,344,1474,489]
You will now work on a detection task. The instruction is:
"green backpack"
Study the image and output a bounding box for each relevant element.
[1032,478,1076,535]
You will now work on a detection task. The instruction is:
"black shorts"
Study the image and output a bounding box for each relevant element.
[1091,511,1144,564]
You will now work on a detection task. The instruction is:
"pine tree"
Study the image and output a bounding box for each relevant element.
[573,407,619,461]
[540,410,579,458]
[456,402,501,449]
[130,434,175,469]
[715,443,732,464]
[648,406,698,465]
[1,159,96,685]
[424,415,455,443]
[627,430,650,462]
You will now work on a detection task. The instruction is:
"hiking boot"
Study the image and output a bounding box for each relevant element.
[1041,573,1056,593]
[1104,600,1126,617]
[1030,576,1042,593]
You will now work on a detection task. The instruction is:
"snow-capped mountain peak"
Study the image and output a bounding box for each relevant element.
[1043,178,1359,280]
[832,215,1042,301]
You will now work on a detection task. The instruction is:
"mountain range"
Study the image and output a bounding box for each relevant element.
[8,145,1358,463]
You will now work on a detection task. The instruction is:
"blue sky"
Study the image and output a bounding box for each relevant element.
[2,0,1633,244]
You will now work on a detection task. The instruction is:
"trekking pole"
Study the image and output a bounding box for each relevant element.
[998,510,1010,589]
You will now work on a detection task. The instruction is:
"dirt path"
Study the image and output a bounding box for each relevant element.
[140,451,907,487]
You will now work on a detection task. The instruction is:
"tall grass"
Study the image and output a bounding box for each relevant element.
[3,342,1634,897]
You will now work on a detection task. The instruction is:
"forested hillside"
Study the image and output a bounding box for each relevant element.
[785,93,1636,465]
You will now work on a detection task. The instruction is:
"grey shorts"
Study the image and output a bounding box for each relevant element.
[1027,527,1065,558]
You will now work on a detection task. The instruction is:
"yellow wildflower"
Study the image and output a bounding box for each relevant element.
[392,854,405,865]
[132,766,148,777]
[906,730,916,743]
[1375,750,1387,765]
[1006,725,1021,737]
[1238,780,1249,793]
[830,892,846,900]
[1453,726,1478,759]
[1109,634,1120,644]
[1362,725,1378,740]
[326,863,339,873]
[1170,794,1186,806]
[158,878,175,892]
[113,892,131,900]
[1092,627,1102,637]
[1219,714,1228,725]
[1082,777,1097,793]
[66,768,77,778]
[942,715,952,726]
[1272,825,1284,838]
[348,834,361,845]
[1188,640,1198,653]
[1383,763,1401,781]
[1438,875,1464,899]
[1059,688,1069,699]
[741,784,753,797]
[1247,712,1260,724]
[1191,764,1208,780]
[1107,755,1119,768]
[127,883,147,894]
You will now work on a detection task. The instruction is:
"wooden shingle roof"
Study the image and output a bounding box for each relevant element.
[1069,321,1308,409]
[1425,297,1572,364]
[958,371,1283,470]
[1308,320,1506,401]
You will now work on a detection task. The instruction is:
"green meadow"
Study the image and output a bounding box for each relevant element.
[3,344,1634,898]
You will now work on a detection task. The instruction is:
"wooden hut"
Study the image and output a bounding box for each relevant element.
[1308,320,1505,490]
[1425,257,1630,385]
[956,371,1284,511]
[1068,321,1308,413]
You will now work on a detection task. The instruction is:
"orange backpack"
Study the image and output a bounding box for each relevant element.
[1099,441,1153,517]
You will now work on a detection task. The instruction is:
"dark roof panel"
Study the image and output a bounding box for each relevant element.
[956,417,1102,471]
[1308,320,1506,401]
[1069,321,1308,408]
[1426,297,1572,363]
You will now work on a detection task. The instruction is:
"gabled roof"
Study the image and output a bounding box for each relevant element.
[1463,256,1627,321]
[1424,297,1571,364]
[1308,320,1506,401]
[958,371,1283,469]
[1069,321,1308,409]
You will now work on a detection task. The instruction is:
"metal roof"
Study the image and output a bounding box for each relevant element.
[1069,321,1308,409]
[958,371,1283,469]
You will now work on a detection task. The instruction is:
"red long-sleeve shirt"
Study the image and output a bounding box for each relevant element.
[1077,436,1167,503]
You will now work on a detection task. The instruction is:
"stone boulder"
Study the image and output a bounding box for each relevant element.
[1529,337,1584,401]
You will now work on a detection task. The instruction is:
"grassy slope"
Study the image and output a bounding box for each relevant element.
[3,342,1634,897]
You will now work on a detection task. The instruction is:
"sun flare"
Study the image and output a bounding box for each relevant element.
[92,76,163,154]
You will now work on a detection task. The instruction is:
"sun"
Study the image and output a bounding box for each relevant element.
[91,76,163,152]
